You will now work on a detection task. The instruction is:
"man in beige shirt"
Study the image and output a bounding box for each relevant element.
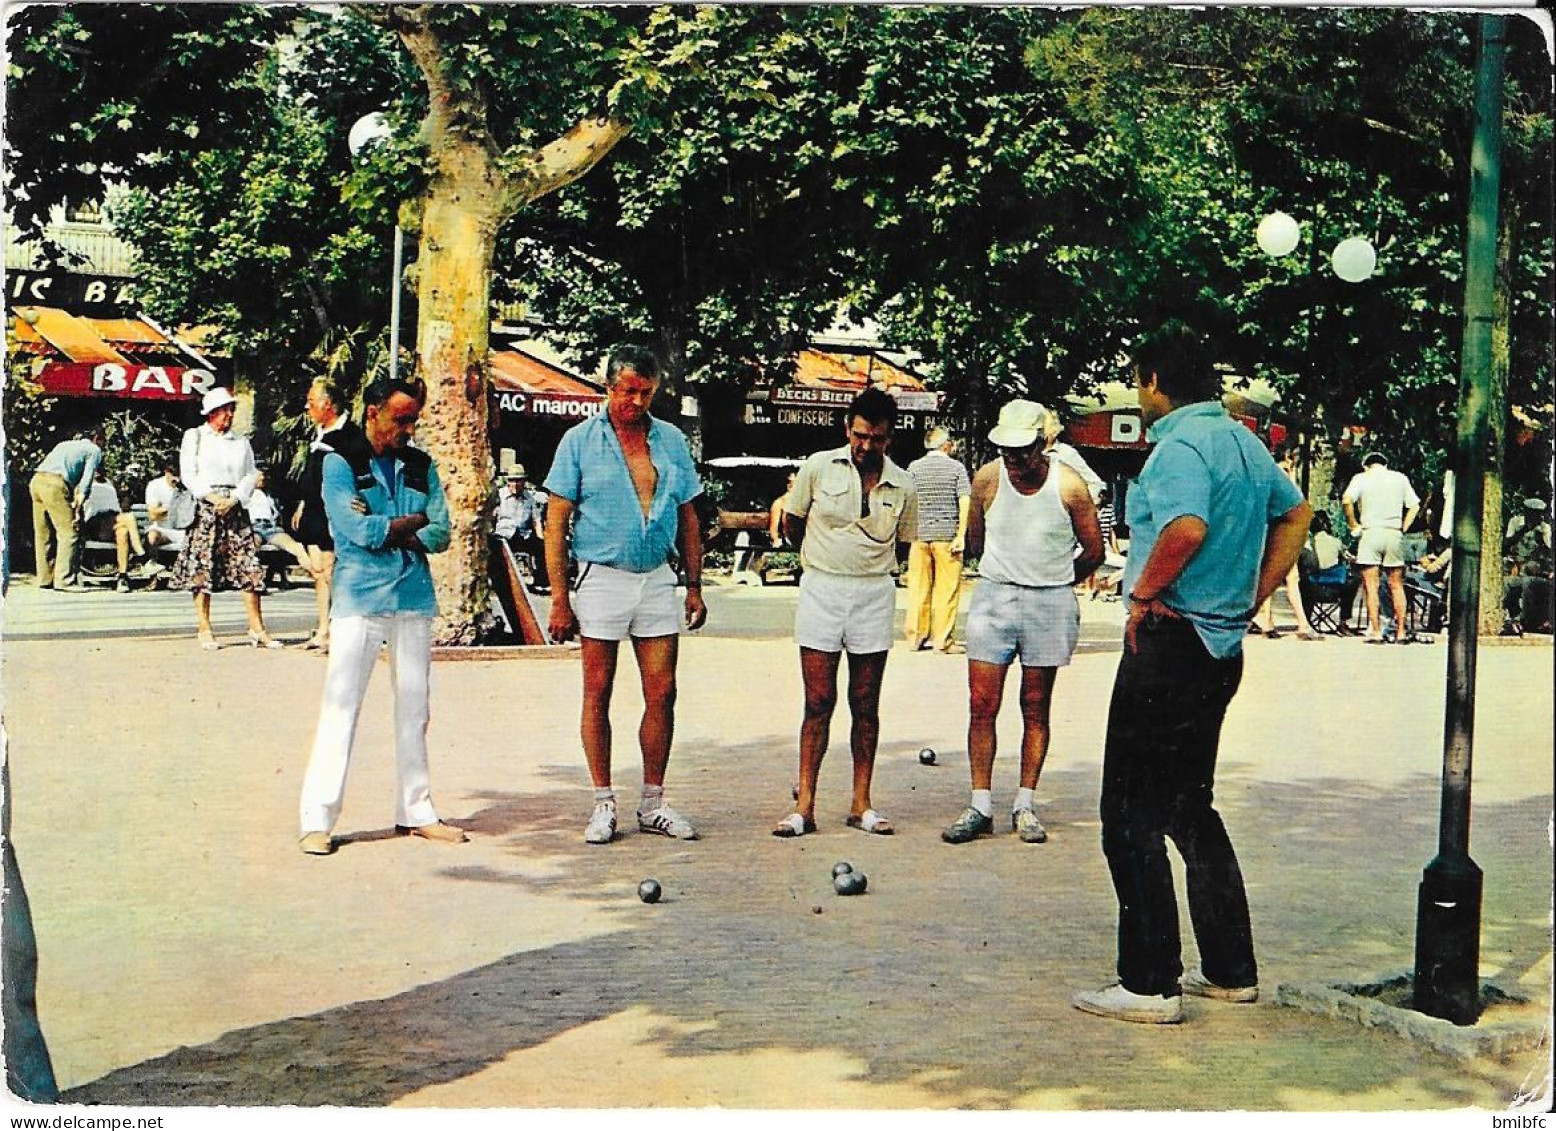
[772,387,918,839]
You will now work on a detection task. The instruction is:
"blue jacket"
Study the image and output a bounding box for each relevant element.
[322,445,449,618]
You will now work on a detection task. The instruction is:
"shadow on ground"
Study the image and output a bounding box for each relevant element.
[65,739,1552,1110]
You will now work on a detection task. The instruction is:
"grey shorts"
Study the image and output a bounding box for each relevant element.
[965,578,1080,668]
[1355,527,1406,568]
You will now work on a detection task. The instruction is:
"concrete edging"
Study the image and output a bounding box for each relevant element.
[1274,972,1550,1062]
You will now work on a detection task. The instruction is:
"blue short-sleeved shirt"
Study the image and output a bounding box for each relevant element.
[322,449,450,619]
[37,438,103,495]
[544,412,702,573]
[1123,402,1304,659]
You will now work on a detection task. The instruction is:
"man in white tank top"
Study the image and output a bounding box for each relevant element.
[942,400,1104,846]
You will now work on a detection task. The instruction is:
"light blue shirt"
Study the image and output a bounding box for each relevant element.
[544,412,702,573]
[1123,402,1303,659]
[322,448,450,619]
[37,438,103,497]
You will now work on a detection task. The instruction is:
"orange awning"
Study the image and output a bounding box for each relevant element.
[489,348,605,397]
[11,306,130,364]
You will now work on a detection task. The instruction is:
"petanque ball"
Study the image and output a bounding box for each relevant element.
[832,861,854,878]
[637,879,662,904]
[918,747,937,766]
[834,871,868,896]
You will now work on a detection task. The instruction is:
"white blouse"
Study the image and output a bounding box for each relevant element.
[180,423,257,504]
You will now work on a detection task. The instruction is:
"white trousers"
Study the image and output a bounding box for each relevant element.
[299,613,439,835]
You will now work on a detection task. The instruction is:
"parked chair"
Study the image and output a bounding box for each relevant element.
[1301,561,1358,635]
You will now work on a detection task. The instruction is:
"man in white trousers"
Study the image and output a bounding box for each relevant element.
[297,375,466,856]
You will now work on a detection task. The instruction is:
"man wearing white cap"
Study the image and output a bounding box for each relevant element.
[942,400,1103,847]
[1341,452,1420,643]
[495,462,548,592]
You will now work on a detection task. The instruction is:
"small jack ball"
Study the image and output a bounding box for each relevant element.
[834,871,868,896]
[637,879,662,904]
[919,747,937,765]
[832,861,854,878]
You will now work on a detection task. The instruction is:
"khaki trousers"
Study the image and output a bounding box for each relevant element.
[904,539,964,650]
[29,473,78,587]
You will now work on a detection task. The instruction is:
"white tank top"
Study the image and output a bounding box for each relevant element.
[980,460,1076,587]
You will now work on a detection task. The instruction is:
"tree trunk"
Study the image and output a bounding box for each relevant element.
[415,142,505,645]
[1476,200,1517,635]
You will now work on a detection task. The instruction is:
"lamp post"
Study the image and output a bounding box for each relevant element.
[1411,13,1505,1027]
[349,112,404,385]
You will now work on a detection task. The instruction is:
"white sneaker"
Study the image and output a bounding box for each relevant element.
[637,803,698,840]
[1072,982,1183,1024]
[584,800,617,845]
[1180,966,1258,1003]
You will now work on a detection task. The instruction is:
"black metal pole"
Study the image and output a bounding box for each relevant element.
[1412,13,1505,1026]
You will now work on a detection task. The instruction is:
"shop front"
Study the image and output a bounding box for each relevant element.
[486,345,606,484]
[703,346,951,465]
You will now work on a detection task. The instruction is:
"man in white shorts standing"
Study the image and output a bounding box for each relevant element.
[1341,452,1421,643]
[942,400,1104,846]
[773,388,918,838]
[545,344,707,845]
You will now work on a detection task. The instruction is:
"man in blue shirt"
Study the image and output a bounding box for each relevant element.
[297,376,466,856]
[544,344,707,845]
[1073,323,1310,1025]
[29,428,105,591]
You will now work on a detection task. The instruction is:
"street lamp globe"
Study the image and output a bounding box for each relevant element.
[1256,211,1301,258]
[348,112,391,157]
[1331,236,1378,283]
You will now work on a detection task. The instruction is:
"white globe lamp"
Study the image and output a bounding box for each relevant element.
[349,112,391,157]
[1256,211,1301,258]
[1331,236,1377,283]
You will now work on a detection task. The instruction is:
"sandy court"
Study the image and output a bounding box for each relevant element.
[1,591,1551,1111]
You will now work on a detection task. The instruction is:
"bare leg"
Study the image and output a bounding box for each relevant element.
[1017,666,1058,790]
[1386,566,1410,639]
[270,531,314,575]
[631,634,679,787]
[845,650,889,818]
[795,647,841,820]
[1360,564,1382,638]
[244,590,270,638]
[1284,564,1318,636]
[307,546,334,645]
[193,592,214,640]
[579,637,621,788]
[966,660,1008,791]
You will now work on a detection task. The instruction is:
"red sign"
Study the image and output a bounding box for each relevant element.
[36,361,219,401]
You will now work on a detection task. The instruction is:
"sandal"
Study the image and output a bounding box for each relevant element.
[846,809,894,836]
[1295,630,1324,641]
[197,630,219,652]
[771,812,816,838]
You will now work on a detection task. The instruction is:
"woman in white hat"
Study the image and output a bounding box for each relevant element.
[168,387,279,650]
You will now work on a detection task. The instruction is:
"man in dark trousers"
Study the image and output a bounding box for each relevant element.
[1073,322,1310,1024]
[293,377,364,652]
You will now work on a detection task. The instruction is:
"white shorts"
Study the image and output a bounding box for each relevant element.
[1356,528,1406,568]
[965,579,1080,668]
[574,562,681,641]
[795,570,895,654]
